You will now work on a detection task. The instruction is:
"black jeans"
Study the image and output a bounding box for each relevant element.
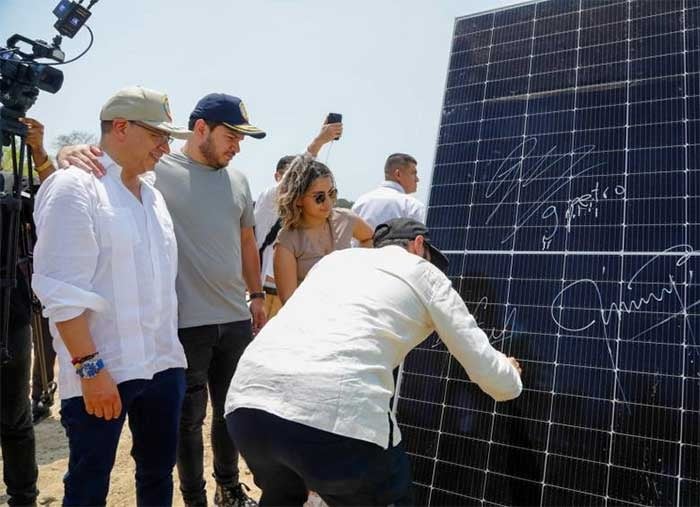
[177,320,253,505]
[0,324,39,506]
[227,408,414,507]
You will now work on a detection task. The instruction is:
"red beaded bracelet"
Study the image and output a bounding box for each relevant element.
[71,352,98,366]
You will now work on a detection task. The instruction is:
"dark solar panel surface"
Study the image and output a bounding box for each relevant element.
[395,1,700,505]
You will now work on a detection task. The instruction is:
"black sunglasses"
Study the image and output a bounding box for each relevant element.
[132,121,174,145]
[309,187,338,205]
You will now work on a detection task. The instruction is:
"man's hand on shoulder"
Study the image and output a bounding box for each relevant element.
[57,144,106,177]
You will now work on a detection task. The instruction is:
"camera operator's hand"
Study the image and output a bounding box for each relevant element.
[307,120,343,157]
[57,144,106,177]
[19,117,48,163]
[81,369,122,420]
[20,117,57,182]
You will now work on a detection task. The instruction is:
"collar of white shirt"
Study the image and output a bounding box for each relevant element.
[379,180,407,194]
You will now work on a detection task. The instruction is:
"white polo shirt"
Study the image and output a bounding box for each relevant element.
[32,156,187,400]
[352,181,427,230]
[225,246,522,449]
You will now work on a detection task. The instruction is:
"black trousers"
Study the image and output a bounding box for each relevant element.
[227,408,414,507]
[0,324,39,506]
[176,320,253,505]
[31,316,56,403]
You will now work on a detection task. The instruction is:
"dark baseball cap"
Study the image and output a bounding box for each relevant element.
[373,218,449,272]
[189,93,266,139]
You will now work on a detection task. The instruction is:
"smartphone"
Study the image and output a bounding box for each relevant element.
[326,113,342,140]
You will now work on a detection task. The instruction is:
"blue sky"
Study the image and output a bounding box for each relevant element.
[1,0,519,202]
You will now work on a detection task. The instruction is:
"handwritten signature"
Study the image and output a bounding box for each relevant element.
[541,182,626,250]
[551,244,696,344]
[484,137,607,244]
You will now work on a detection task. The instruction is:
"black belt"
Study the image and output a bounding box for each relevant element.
[263,286,278,296]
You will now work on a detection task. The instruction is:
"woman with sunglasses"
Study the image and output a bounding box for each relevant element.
[274,154,373,304]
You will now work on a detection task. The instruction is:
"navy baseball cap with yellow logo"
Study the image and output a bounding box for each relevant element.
[189,93,266,139]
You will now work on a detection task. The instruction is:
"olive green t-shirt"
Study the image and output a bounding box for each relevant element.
[154,152,255,328]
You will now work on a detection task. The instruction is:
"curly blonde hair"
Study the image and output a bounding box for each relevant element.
[276,154,336,229]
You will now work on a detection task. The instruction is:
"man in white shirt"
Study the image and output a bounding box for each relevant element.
[224,218,523,506]
[32,86,190,506]
[254,120,342,319]
[351,153,427,229]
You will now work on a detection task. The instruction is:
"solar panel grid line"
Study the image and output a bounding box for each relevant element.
[471,7,538,505]
[424,9,495,507]
[400,386,690,425]
[442,250,699,256]
[439,8,499,507]
[400,419,693,466]
[411,459,683,507]
[539,5,591,500]
[399,415,692,453]
[441,69,697,109]
[677,4,692,503]
[437,114,693,145]
[448,30,689,77]
[407,439,685,486]
[402,357,693,383]
[428,176,691,196]
[438,87,696,127]
[448,23,685,70]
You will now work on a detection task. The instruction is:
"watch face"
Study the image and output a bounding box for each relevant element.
[80,358,104,378]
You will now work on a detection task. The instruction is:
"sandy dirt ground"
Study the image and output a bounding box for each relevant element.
[0,402,262,506]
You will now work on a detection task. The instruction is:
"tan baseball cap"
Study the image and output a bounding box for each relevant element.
[100,86,192,139]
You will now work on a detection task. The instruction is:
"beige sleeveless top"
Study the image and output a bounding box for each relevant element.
[275,208,358,283]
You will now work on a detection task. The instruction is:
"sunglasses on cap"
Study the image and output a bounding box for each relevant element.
[307,188,338,205]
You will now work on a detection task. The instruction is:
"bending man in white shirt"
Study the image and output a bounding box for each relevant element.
[32,86,190,506]
[224,218,522,506]
[351,153,427,229]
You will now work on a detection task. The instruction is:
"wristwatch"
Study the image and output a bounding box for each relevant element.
[249,291,265,300]
[76,356,105,379]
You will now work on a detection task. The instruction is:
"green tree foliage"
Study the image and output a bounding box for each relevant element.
[335,198,354,209]
[53,130,97,151]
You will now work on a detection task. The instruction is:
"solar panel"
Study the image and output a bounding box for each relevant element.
[395,1,700,505]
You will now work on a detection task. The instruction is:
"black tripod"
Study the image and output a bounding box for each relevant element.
[0,106,31,364]
[1,105,57,406]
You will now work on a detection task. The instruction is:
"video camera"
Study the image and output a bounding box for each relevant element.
[0,1,98,134]
[0,0,99,362]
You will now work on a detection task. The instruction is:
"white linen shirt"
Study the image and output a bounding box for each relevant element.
[254,183,279,285]
[351,181,427,230]
[225,246,522,449]
[32,155,187,400]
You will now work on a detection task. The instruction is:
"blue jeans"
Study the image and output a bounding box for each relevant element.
[226,408,414,507]
[60,367,185,506]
